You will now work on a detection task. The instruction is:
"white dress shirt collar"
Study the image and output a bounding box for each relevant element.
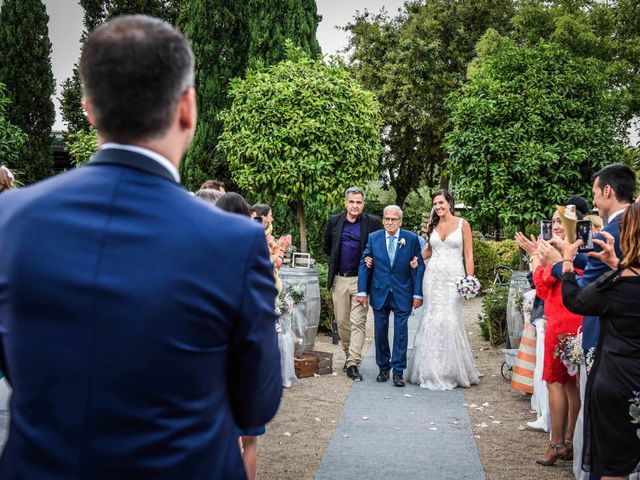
[100,143,180,183]
[607,206,627,224]
[385,230,400,241]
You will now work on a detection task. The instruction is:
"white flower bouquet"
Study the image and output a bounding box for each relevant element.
[554,331,582,376]
[456,275,481,300]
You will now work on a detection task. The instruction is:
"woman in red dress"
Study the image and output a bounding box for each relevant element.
[517,207,584,466]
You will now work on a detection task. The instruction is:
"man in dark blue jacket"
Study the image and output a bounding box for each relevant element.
[0,16,281,479]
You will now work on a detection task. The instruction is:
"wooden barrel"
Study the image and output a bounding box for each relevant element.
[279,266,321,353]
[506,271,531,349]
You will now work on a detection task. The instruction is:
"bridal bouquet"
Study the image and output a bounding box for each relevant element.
[554,332,582,376]
[456,276,481,300]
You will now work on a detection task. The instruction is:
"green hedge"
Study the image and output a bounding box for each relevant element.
[477,286,509,345]
[472,238,520,291]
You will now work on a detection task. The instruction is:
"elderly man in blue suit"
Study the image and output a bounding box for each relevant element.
[0,16,281,479]
[357,206,425,387]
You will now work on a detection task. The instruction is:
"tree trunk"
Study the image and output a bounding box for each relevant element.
[394,188,409,208]
[296,199,307,253]
[439,172,450,191]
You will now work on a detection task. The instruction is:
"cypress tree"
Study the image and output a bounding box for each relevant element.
[177,0,250,190]
[0,0,55,184]
[248,0,321,66]
[60,1,181,133]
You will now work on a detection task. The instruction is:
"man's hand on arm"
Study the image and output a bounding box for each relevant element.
[357,294,368,307]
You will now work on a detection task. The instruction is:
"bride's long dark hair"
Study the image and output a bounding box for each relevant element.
[426,189,455,239]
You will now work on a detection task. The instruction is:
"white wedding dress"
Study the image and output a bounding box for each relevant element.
[407,218,480,390]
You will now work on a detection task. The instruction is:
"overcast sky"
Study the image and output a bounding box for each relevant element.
[39,0,406,130]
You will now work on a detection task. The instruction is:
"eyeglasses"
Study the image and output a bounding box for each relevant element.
[383,217,401,222]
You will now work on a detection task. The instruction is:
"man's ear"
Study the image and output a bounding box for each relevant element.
[603,184,612,199]
[178,87,197,132]
[82,98,97,128]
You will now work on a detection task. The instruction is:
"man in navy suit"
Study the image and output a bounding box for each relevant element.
[0,16,281,479]
[357,206,425,387]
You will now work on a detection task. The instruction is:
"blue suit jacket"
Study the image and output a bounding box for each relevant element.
[0,148,282,479]
[551,215,623,352]
[357,229,425,311]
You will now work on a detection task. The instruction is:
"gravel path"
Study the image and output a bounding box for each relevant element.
[258,298,575,479]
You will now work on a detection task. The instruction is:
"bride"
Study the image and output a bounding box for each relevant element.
[406,189,480,390]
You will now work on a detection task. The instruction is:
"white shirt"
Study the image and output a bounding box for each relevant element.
[607,206,627,224]
[100,143,181,183]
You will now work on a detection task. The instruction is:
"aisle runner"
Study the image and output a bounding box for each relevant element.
[315,308,486,480]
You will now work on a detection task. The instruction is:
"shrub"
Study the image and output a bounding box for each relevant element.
[490,239,520,269]
[472,239,501,291]
[477,286,508,345]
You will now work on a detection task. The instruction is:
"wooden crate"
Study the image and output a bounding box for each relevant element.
[294,353,319,379]
[307,350,333,375]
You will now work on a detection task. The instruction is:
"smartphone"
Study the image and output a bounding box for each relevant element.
[540,220,553,241]
[576,220,594,252]
[253,216,263,224]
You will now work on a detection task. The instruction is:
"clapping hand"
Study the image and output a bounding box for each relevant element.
[589,231,619,269]
[538,239,563,265]
[515,232,538,256]
[548,236,582,261]
[277,234,292,251]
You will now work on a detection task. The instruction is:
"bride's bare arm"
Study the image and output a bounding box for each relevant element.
[422,243,432,260]
[462,220,474,276]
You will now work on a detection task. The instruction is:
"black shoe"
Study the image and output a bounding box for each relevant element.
[347,365,362,381]
[376,369,390,382]
[392,373,405,387]
[342,361,348,373]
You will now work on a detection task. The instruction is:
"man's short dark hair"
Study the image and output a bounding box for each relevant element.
[592,163,637,203]
[79,15,194,143]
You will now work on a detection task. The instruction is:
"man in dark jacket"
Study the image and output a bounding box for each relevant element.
[323,187,382,380]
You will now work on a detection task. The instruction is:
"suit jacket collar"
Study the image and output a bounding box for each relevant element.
[86,148,180,184]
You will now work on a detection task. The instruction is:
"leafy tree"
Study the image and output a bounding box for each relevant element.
[66,128,98,167]
[343,0,515,206]
[60,0,182,133]
[220,44,382,252]
[177,0,250,190]
[446,30,631,230]
[511,0,640,130]
[0,82,27,167]
[0,0,55,184]
[248,0,321,66]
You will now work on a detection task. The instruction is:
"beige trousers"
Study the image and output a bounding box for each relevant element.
[332,275,368,367]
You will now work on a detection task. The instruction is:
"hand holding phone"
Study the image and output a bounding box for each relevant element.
[576,220,594,252]
[540,220,553,241]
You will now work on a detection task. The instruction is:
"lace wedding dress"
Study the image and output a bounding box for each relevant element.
[406,219,480,390]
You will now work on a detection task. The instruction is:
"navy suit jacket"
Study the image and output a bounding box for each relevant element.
[357,229,425,311]
[551,214,623,352]
[0,148,282,479]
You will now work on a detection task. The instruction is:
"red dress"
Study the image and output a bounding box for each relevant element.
[533,264,583,384]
